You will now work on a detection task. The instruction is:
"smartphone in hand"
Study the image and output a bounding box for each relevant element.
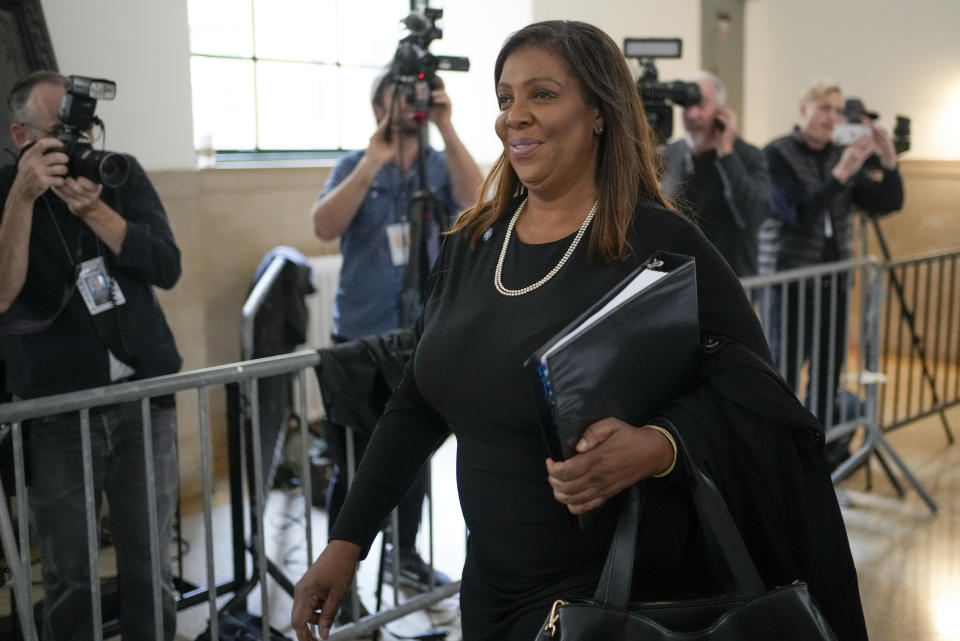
[833,123,872,145]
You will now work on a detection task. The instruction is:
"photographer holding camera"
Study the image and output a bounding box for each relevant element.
[309,62,481,620]
[0,70,181,640]
[660,71,772,277]
[311,67,482,336]
[761,79,902,437]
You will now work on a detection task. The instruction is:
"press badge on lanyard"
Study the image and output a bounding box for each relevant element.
[386,221,411,267]
[77,256,126,315]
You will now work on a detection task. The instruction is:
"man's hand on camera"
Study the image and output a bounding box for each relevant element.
[713,106,738,157]
[871,125,898,170]
[10,139,68,203]
[428,76,453,129]
[52,176,103,218]
[832,135,877,184]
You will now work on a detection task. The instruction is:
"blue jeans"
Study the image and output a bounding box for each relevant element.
[27,399,179,641]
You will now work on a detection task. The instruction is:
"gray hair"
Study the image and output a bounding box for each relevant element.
[6,70,65,122]
[690,70,727,106]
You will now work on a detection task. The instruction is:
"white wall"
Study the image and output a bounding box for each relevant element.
[40,0,196,170]
[744,0,960,160]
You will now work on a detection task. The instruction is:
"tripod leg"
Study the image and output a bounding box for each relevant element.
[875,431,938,514]
[265,558,296,596]
[872,449,905,498]
[864,452,872,491]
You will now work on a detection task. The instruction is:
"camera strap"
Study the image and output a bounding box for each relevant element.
[0,275,78,336]
[0,193,83,336]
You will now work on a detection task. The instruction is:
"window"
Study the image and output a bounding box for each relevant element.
[188,0,408,155]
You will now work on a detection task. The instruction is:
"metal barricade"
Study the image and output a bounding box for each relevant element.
[743,258,875,445]
[877,250,959,438]
[4,250,956,639]
[741,256,938,513]
[239,254,460,640]
[0,350,460,641]
[0,351,319,641]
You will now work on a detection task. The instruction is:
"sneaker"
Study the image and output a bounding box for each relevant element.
[383,548,451,592]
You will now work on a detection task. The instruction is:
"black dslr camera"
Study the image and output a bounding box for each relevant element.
[623,38,701,142]
[55,76,130,188]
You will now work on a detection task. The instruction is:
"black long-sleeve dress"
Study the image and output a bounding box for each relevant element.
[390,198,865,641]
[328,198,784,639]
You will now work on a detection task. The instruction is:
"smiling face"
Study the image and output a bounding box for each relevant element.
[494,45,602,199]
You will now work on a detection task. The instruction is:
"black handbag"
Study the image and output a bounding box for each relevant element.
[535,432,838,641]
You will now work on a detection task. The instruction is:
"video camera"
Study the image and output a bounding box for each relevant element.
[623,38,701,142]
[843,97,911,154]
[391,8,469,103]
[55,76,130,188]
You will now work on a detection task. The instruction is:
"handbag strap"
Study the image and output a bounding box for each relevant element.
[594,421,766,608]
[594,483,643,608]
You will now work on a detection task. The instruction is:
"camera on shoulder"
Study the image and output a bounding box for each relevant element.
[50,76,130,188]
[623,38,702,143]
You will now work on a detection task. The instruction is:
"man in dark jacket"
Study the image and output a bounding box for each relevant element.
[661,71,772,276]
[0,71,181,640]
[762,79,902,424]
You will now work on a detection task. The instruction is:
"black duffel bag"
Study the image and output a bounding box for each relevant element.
[535,427,837,641]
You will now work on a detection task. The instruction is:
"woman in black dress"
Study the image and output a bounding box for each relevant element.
[292,21,866,641]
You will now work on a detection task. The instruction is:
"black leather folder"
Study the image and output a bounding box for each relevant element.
[524,252,700,463]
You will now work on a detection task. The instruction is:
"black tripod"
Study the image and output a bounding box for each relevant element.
[393,76,450,328]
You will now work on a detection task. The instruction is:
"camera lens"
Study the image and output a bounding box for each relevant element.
[98,152,130,188]
[70,146,130,188]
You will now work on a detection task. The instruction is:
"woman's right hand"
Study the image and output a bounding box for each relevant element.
[291,540,363,640]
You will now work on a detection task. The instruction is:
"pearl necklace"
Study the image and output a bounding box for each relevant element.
[494,197,598,297]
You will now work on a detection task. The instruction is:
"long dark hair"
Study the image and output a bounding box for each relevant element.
[450,20,670,262]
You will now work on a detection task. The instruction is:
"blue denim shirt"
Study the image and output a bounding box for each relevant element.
[322,147,459,339]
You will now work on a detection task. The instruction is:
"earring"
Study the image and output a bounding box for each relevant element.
[595,124,604,135]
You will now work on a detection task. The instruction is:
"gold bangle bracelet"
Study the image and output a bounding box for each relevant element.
[643,424,678,478]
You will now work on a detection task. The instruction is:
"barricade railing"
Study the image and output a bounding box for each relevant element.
[238,254,458,640]
[877,250,959,438]
[0,351,318,641]
[5,250,957,639]
[0,349,459,641]
[741,256,938,513]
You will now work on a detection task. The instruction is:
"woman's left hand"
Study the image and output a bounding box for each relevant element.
[546,418,674,515]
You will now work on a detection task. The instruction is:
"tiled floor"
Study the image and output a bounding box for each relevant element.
[3,407,959,640]
[838,409,960,641]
